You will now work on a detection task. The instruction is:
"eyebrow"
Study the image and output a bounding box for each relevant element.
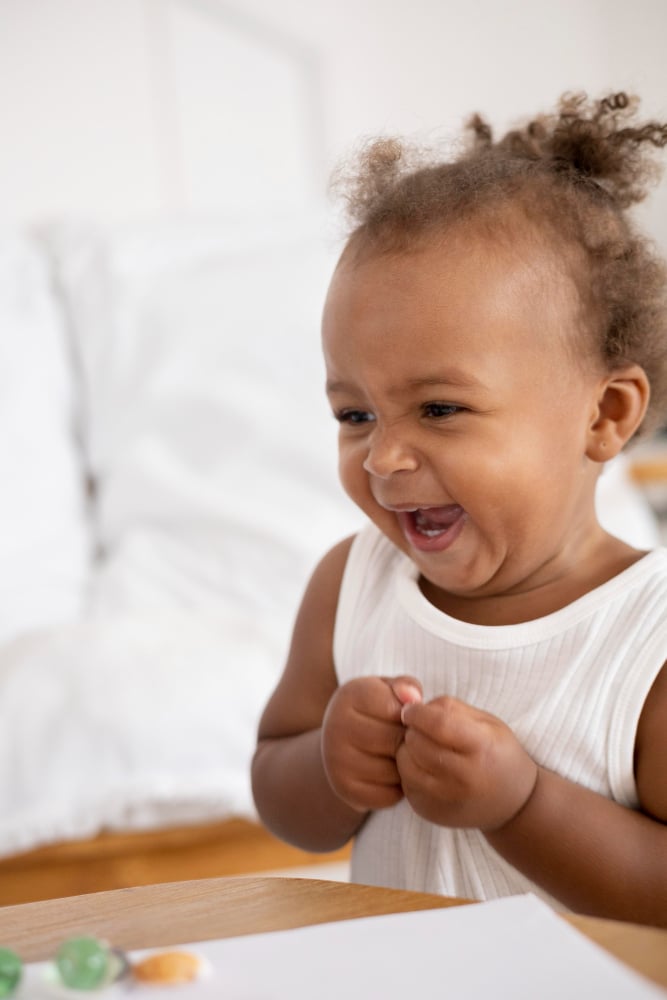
[404,373,483,390]
[326,372,484,395]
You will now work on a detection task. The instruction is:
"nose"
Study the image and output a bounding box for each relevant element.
[362,425,419,478]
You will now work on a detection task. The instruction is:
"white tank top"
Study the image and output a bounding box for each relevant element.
[333,524,667,907]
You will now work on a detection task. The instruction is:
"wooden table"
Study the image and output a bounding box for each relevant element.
[0,876,665,990]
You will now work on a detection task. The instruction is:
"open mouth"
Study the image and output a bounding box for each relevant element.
[396,505,466,552]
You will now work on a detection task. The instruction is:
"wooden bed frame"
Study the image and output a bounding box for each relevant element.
[0,820,351,907]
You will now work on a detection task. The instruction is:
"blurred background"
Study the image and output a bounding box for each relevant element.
[1,0,666,237]
[0,0,666,900]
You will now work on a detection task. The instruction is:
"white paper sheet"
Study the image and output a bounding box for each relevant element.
[19,894,666,999]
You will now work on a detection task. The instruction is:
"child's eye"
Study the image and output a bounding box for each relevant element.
[334,408,376,425]
[421,402,463,419]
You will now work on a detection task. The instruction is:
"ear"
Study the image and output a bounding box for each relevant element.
[585,364,650,463]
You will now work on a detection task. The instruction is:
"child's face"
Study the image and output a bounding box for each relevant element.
[322,232,608,617]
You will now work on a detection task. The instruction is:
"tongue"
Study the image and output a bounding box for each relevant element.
[415,505,462,530]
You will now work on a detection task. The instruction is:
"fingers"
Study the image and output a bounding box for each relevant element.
[326,678,405,754]
[340,676,403,722]
[400,695,483,752]
[322,714,405,811]
[347,712,407,759]
[398,697,491,785]
[324,756,403,812]
[383,675,423,709]
[396,696,539,829]
[332,675,421,726]
[346,676,422,756]
[345,746,402,789]
[321,676,422,812]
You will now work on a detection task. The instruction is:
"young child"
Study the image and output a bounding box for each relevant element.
[251,92,667,927]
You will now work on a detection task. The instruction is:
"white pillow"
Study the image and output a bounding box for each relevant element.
[48,216,362,641]
[0,217,364,854]
[0,233,89,643]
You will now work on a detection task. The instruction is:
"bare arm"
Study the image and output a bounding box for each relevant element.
[252,536,420,852]
[485,770,667,926]
[486,662,667,926]
[251,537,366,852]
[398,663,667,926]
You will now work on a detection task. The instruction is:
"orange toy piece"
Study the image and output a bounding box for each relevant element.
[132,950,202,984]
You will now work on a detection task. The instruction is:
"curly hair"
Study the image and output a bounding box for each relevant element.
[332,92,667,433]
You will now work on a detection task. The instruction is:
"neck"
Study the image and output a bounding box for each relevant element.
[419,531,647,626]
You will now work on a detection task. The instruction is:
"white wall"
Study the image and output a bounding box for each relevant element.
[226,0,667,248]
[0,0,323,221]
[1,0,665,247]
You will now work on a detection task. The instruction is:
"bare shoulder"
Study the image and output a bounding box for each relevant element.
[257,535,356,740]
[297,534,357,627]
[635,660,667,821]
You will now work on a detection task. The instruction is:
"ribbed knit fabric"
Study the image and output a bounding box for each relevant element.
[334,524,667,908]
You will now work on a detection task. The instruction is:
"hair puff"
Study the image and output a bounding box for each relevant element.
[332,92,667,434]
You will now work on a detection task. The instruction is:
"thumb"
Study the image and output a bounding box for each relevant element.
[384,675,423,708]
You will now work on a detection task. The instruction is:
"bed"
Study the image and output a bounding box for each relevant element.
[2,0,662,908]
[0,210,362,906]
[0,0,361,906]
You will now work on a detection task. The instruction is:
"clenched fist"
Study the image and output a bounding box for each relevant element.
[398,695,538,831]
[321,675,422,813]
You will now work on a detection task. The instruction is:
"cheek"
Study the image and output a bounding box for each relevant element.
[338,441,392,528]
[452,442,548,529]
[337,442,367,502]
[468,436,582,535]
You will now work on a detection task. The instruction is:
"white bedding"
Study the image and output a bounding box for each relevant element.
[0,216,659,859]
[0,217,362,857]
[47,216,359,622]
[0,235,90,643]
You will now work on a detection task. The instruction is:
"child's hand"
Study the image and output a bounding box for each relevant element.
[397,696,538,831]
[321,676,422,813]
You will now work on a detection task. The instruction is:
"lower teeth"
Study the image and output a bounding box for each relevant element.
[414,516,446,538]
